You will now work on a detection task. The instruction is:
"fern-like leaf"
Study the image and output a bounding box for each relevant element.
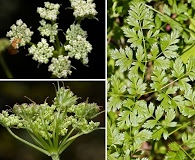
[160,31,180,58]
[111,46,133,72]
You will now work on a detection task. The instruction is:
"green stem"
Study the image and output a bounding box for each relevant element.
[179,145,194,160]
[168,122,190,136]
[58,128,74,152]
[55,35,61,50]
[90,110,105,119]
[0,53,13,78]
[6,127,50,156]
[59,139,74,154]
[51,153,60,160]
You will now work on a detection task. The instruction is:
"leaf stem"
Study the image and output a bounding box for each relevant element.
[51,153,60,160]
[6,127,50,156]
[90,110,105,119]
[0,53,13,78]
[168,122,190,136]
[179,145,194,160]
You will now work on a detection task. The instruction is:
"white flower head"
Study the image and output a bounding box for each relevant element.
[6,19,34,48]
[28,38,54,64]
[38,20,58,43]
[69,0,97,19]
[37,2,60,21]
[65,24,92,64]
[64,35,92,64]
[66,24,87,41]
[48,55,72,78]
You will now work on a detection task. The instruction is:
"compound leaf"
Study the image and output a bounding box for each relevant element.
[111,46,133,72]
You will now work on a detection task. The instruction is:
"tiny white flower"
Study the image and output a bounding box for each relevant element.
[37,2,60,21]
[48,55,72,78]
[65,35,92,64]
[38,20,58,43]
[69,0,97,19]
[28,38,54,64]
[66,24,87,41]
[6,19,33,48]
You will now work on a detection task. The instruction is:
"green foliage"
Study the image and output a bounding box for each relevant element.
[108,0,195,159]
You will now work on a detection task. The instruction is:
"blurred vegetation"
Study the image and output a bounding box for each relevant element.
[0,81,105,160]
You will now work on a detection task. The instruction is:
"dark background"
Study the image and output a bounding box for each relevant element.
[0,0,105,79]
[0,81,105,160]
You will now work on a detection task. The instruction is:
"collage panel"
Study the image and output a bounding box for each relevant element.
[0,0,105,79]
[107,0,195,160]
[0,81,105,160]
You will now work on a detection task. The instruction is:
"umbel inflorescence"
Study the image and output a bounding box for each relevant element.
[6,1,97,78]
[0,85,102,160]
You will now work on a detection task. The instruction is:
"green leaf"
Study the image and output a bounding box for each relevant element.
[151,69,168,91]
[155,106,164,121]
[182,132,195,148]
[172,58,185,78]
[143,119,157,129]
[123,99,134,109]
[110,75,126,94]
[150,42,159,59]
[166,142,186,160]
[108,96,123,112]
[108,75,126,112]
[174,94,195,117]
[123,28,143,48]
[169,142,180,151]
[136,46,144,62]
[134,100,149,120]
[127,1,153,28]
[178,77,191,92]
[148,102,155,116]
[163,4,171,16]
[165,150,186,160]
[127,76,147,96]
[111,46,133,72]
[117,110,139,128]
[186,57,195,81]
[166,86,178,95]
[108,152,120,160]
[117,111,131,129]
[163,130,169,140]
[107,119,124,146]
[163,109,177,127]
[181,45,195,63]
[152,126,164,140]
[157,93,172,110]
[153,56,170,70]
[184,89,195,105]
[155,14,162,29]
[172,2,188,15]
[160,31,180,58]
[134,129,152,147]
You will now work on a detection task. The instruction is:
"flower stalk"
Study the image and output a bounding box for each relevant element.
[0,84,103,159]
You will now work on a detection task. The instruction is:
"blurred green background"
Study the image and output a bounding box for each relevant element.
[0,81,105,160]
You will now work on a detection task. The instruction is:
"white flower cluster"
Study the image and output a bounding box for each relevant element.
[37,2,60,21]
[6,19,34,48]
[38,20,58,43]
[48,55,72,78]
[66,24,87,40]
[28,38,54,64]
[70,0,97,19]
[65,24,92,64]
[65,35,92,64]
